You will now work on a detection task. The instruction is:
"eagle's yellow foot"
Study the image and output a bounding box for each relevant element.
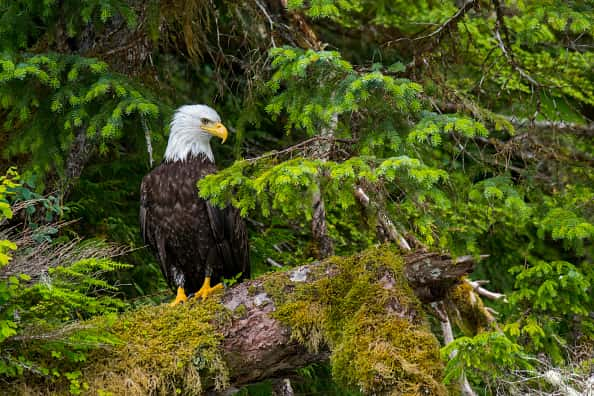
[193,277,223,300]
[170,287,188,306]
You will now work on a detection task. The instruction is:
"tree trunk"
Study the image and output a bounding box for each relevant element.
[58,127,96,199]
[310,113,338,259]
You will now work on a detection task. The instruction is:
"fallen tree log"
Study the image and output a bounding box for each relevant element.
[12,246,488,395]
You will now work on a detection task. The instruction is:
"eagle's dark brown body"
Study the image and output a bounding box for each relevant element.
[139,155,249,294]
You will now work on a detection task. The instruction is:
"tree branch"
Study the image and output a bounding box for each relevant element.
[354,186,412,251]
[465,279,507,302]
[13,248,484,395]
[432,302,477,396]
[506,116,594,137]
[493,0,540,88]
[385,0,477,48]
[245,136,354,163]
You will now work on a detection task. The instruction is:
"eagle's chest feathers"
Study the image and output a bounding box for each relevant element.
[147,155,216,235]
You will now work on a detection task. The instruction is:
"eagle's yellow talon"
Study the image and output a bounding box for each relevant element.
[170,287,188,306]
[192,277,223,300]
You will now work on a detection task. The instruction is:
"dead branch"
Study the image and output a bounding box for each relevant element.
[353,186,412,251]
[385,0,477,47]
[141,115,154,167]
[266,257,283,268]
[506,117,594,137]
[493,0,540,88]
[465,278,507,302]
[0,217,133,280]
[433,302,477,396]
[351,187,504,306]
[7,248,483,395]
[217,250,480,389]
[6,322,96,343]
[254,0,277,48]
[245,136,354,163]
[414,0,477,43]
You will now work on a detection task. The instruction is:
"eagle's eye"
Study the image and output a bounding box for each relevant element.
[200,118,211,126]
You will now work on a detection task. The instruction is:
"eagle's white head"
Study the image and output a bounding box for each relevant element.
[164,104,228,163]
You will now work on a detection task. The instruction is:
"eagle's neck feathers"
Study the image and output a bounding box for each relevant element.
[164,127,214,163]
[164,109,215,163]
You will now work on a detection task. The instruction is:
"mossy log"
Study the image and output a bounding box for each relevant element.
[16,247,481,395]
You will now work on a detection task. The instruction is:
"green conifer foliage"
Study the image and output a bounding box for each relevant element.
[0,0,137,52]
[0,171,129,389]
[0,53,160,184]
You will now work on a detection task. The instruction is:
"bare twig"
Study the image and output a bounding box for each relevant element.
[413,0,476,42]
[353,186,412,251]
[6,322,96,343]
[246,136,353,163]
[433,301,478,396]
[0,217,134,280]
[254,0,276,47]
[385,0,476,47]
[455,255,489,265]
[494,29,539,87]
[465,278,507,302]
[493,1,540,88]
[506,116,594,137]
[272,244,283,253]
[141,115,154,167]
[266,258,283,268]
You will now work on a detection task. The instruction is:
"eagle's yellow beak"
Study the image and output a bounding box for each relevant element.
[201,122,228,144]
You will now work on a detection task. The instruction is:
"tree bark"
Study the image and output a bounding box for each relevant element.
[217,275,330,386]
[58,127,96,199]
[310,113,338,259]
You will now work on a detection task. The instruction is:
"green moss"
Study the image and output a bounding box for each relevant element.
[84,298,229,395]
[446,281,491,335]
[247,284,258,296]
[3,297,231,395]
[276,300,326,352]
[270,246,446,395]
[262,271,293,305]
[232,303,248,318]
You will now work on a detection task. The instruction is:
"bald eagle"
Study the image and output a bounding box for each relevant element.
[140,105,250,305]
